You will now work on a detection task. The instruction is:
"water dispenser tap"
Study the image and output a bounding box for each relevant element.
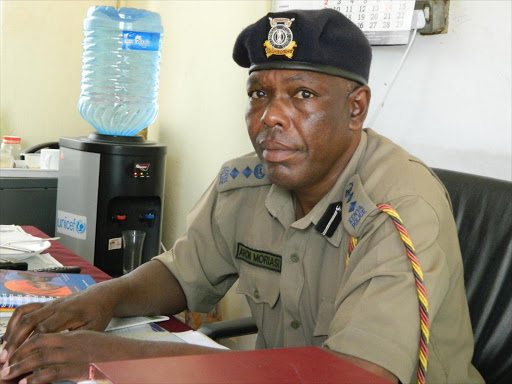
[140,212,156,227]
[113,214,127,222]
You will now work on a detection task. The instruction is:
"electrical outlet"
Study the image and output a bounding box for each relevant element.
[415,0,450,35]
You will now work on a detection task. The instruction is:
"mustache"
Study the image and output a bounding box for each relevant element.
[256,130,296,150]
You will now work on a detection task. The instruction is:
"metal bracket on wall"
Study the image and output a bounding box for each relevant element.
[415,0,450,35]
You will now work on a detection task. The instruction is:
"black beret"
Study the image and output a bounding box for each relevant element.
[233,9,372,85]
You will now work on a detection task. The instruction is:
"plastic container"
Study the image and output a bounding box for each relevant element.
[78,6,163,136]
[24,153,41,169]
[1,136,22,160]
[0,149,14,168]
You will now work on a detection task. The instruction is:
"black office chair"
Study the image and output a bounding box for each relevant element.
[433,168,512,384]
[198,168,512,384]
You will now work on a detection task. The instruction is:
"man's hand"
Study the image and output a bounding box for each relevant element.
[0,331,122,383]
[0,260,189,383]
[1,283,117,366]
[0,330,229,384]
[1,260,187,366]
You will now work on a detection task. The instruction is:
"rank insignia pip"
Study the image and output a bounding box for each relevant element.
[264,17,297,59]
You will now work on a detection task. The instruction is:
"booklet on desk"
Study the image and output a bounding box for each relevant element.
[89,346,392,384]
[0,269,96,309]
[0,270,172,337]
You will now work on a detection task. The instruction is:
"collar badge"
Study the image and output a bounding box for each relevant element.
[264,17,297,59]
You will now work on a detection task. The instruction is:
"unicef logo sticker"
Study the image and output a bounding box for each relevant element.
[56,210,87,240]
[75,220,86,234]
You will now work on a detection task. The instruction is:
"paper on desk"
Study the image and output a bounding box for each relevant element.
[0,227,51,259]
[108,322,228,350]
[174,330,229,350]
[25,252,63,270]
[105,315,169,332]
[0,225,24,233]
[108,322,185,342]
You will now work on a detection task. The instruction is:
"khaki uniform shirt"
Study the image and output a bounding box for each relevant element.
[155,129,483,384]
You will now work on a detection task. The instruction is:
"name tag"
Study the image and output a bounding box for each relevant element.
[236,243,282,273]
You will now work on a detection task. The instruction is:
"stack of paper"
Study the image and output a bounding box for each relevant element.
[0,225,52,259]
[106,319,228,350]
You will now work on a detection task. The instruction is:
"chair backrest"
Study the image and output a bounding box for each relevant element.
[21,141,59,155]
[433,168,512,384]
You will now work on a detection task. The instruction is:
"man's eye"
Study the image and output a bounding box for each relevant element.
[249,90,266,99]
[295,90,314,99]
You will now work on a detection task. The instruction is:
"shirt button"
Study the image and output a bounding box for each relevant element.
[290,254,300,263]
[290,320,300,329]
[254,289,260,299]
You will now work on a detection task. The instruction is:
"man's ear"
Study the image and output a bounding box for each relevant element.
[348,85,371,131]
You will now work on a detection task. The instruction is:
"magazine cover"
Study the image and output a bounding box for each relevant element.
[0,269,96,308]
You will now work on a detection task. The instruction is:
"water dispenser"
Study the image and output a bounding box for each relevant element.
[56,7,167,276]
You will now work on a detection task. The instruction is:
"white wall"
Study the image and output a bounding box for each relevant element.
[0,0,118,146]
[146,0,269,251]
[368,0,511,181]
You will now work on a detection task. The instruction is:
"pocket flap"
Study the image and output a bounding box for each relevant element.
[236,262,280,308]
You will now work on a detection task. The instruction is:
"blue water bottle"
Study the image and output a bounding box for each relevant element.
[78,7,163,136]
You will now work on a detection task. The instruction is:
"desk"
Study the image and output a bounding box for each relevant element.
[91,346,393,384]
[22,226,190,333]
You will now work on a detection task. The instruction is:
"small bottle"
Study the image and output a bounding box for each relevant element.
[1,136,22,160]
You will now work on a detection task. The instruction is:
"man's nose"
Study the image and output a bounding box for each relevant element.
[261,96,289,129]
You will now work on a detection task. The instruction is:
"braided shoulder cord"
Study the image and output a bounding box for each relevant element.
[345,236,358,267]
[344,203,430,384]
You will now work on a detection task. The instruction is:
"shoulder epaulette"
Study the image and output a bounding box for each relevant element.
[341,174,379,237]
[216,153,271,192]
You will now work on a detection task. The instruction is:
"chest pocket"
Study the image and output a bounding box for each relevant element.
[236,261,280,307]
[313,298,335,337]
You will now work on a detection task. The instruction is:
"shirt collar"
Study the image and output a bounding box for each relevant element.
[265,131,368,247]
[265,184,295,228]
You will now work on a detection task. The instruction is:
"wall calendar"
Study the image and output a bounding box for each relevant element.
[272,0,416,45]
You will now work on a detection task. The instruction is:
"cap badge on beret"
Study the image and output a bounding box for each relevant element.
[264,17,297,59]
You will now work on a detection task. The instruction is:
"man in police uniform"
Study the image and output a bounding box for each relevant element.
[1,9,483,384]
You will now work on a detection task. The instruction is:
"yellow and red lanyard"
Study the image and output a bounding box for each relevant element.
[346,204,430,384]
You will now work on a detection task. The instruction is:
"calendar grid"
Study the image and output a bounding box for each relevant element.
[273,0,416,45]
